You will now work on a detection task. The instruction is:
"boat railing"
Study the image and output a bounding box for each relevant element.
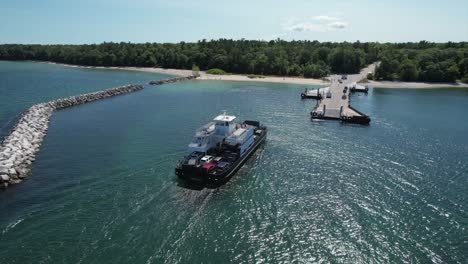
[188,142,208,149]
[195,122,216,136]
[227,127,253,144]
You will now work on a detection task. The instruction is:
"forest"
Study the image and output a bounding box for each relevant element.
[1,39,467,83]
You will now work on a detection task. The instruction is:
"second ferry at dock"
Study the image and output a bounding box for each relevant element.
[176,113,267,187]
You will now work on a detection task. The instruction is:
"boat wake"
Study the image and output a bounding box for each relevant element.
[147,189,216,264]
[2,218,23,234]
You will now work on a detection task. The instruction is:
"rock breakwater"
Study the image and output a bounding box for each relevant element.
[149,76,197,85]
[0,104,53,187]
[50,85,144,110]
[0,84,143,188]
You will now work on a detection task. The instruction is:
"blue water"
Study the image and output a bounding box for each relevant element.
[1,61,467,263]
[0,61,172,138]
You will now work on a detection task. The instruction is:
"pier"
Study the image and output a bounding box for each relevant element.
[310,64,376,125]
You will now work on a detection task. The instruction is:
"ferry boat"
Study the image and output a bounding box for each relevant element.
[176,113,267,187]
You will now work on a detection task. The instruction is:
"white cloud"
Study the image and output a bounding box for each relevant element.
[284,22,327,32]
[313,15,339,21]
[282,14,348,32]
[328,21,347,29]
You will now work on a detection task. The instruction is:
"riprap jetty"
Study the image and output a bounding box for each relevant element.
[1,75,197,188]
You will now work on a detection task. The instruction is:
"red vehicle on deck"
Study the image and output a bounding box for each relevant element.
[202,162,216,172]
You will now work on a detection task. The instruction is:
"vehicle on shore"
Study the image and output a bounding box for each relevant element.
[176,113,267,188]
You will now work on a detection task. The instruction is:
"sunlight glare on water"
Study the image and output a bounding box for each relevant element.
[1,62,467,263]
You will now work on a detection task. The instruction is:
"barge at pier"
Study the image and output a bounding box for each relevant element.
[300,87,329,99]
[176,113,267,187]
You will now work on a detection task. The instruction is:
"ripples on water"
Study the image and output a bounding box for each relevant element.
[1,62,468,263]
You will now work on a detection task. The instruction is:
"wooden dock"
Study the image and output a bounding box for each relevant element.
[311,64,376,124]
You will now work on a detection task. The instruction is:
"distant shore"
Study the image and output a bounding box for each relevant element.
[43,62,329,86]
[42,61,468,89]
[368,80,468,89]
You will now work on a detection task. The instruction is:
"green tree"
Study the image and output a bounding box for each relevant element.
[419,63,444,82]
[458,58,468,75]
[399,59,419,81]
[298,49,313,65]
[375,58,392,80]
[303,64,327,78]
[288,64,302,76]
[312,47,330,64]
[446,65,459,82]
[461,74,468,84]
[328,48,364,73]
[0,40,466,83]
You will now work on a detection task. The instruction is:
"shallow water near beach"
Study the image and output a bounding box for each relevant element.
[1,61,468,263]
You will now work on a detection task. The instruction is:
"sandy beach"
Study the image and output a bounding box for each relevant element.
[199,75,468,88]
[44,62,329,85]
[44,62,468,89]
[197,73,329,85]
[43,62,195,76]
[368,80,468,89]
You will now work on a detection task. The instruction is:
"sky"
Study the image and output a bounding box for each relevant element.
[1,0,467,44]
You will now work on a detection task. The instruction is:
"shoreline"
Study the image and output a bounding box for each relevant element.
[42,61,195,77]
[38,61,468,89]
[368,80,468,89]
[43,61,329,86]
[197,74,328,85]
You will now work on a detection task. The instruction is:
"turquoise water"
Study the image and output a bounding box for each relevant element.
[0,61,172,137]
[1,61,468,263]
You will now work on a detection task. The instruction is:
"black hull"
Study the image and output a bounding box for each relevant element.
[176,129,267,188]
[350,87,369,93]
[301,92,322,100]
[310,112,371,125]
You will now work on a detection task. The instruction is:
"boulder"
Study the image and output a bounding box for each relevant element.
[8,168,17,176]
[8,178,22,185]
[0,174,10,182]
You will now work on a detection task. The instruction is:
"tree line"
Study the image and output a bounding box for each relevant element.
[0,39,467,83]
